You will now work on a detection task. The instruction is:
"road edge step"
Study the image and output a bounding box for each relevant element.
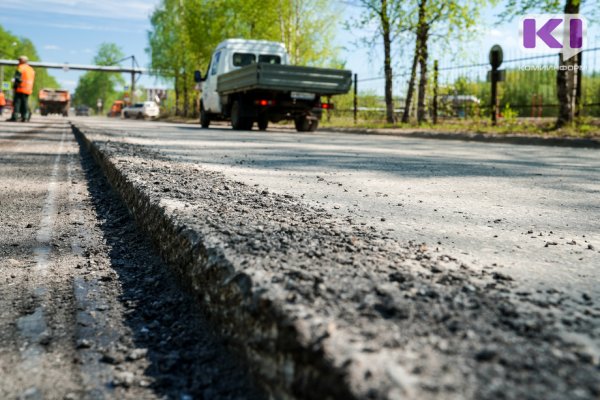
[71,123,362,400]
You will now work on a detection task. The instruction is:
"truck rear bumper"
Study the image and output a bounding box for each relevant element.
[225,93,322,122]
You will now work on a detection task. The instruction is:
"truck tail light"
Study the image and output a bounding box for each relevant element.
[320,102,334,110]
[255,100,275,106]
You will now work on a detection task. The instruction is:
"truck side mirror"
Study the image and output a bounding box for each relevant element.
[194,70,204,83]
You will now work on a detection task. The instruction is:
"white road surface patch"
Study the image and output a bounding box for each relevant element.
[34,127,67,268]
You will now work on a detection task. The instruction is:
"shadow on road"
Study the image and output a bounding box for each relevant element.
[76,135,266,399]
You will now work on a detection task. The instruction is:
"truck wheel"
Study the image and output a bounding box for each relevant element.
[200,103,210,128]
[257,115,268,131]
[231,101,253,130]
[294,116,307,132]
[124,112,129,119]
[137,112,143,119]
[295,116,311,132]
[295,116,319,132]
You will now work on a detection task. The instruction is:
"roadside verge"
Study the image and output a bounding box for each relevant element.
[323,127,600,148]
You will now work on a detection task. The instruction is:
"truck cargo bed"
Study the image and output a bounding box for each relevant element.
[217,63,352,96]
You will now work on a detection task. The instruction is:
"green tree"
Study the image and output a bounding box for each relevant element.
[407,0,493,124]
[148,0,342,117]
[501,0,595,126]
[346,0,405,123]
[148,0,196,116]
[0,25,60,108]
[73,43,125,108]
[273,0,341,66]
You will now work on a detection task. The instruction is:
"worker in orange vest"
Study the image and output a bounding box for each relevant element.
[0,90,6,116]
[9,55,35,122]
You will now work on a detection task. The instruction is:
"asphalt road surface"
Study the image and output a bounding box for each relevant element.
[1,116,599,399]
[82,117,600,301]
[0,118,263,399]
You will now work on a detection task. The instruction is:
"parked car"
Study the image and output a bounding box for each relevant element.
[75,105,91,116]
[439,95,481,118]
[122,101,160,119]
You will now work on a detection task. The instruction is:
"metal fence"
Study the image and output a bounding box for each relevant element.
[329,45,600,123]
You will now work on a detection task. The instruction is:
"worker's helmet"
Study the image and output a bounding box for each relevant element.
[18,55,29,63]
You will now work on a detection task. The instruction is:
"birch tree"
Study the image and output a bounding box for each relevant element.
[502,0,594,126]
[402,0,488,123]
[347,0,405,123]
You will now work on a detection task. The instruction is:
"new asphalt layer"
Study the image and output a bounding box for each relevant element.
[70,118,599,399]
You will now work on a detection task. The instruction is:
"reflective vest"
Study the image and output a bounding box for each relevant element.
[16,64,35,95]
[0,92,5,106]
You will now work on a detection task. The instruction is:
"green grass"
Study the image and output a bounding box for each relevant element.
[321,115,600,139]
[156,111,599,139]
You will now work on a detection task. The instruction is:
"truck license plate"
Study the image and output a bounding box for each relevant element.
[291,92,315,100]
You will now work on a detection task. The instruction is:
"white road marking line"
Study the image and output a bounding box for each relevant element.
[16,126,68,396]
[34,128,67,273]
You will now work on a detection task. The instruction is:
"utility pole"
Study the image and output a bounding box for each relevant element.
[353,73,358,125]
[112,55,140,106]
[432,60,439,125]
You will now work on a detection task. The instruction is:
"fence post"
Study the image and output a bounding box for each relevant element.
[353,73,358,125]
[433,60,439,124]
[491,66,499,125]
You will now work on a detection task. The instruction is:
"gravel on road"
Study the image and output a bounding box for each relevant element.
[73,120,600,400]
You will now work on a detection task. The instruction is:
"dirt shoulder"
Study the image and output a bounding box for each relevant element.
[323,126,600,148]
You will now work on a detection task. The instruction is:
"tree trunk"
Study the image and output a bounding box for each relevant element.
[175,73,180,117]
[432,59,439,124]
[381,0,395,123]
[183,69,189,117]
[417,28,429,123]
[575,51,582,118]
[416,0,429,124]
[556,54,578,126]
[556,0,580,127]
[402,39,420,123]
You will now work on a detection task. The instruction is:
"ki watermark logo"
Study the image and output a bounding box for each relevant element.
[520,14,587,60]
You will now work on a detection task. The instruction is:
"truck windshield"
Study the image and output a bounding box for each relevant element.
[258,55,281,64]
[210,51,221,75]
[233,53,256,67]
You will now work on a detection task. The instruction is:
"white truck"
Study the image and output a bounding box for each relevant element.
[195,39,352,132]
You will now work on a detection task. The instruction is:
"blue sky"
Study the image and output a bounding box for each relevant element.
[1,0,598,96]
